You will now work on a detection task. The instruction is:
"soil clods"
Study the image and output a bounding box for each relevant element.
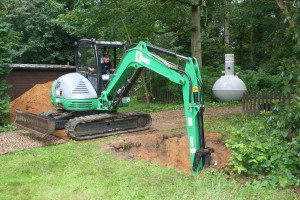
[102,131,231,173]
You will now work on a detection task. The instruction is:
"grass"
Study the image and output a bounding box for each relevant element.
[0,124,18,133]
[0,102,297,199]
[204,114,267,135]
[119,98,241,113]
[0,137,297,200]
[119,98,184,113]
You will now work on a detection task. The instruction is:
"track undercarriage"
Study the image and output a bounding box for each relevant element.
[15,110,152,141]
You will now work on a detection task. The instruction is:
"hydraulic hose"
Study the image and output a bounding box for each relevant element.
[173,68,193,108]
[196,77,205,151]
[196,77,204,105]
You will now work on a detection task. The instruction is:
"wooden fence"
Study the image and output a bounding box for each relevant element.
[242,92,291,114]
[151,90,181,103]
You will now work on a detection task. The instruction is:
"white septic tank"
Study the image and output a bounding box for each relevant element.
[212,54,247,102]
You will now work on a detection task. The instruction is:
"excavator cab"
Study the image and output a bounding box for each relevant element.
[75,39,126,95]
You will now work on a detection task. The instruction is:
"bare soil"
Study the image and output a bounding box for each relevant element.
[102,131,231,173]
[102,106,239,173]
[9,81,55,120]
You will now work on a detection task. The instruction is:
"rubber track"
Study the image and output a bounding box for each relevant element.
[65,112,152,141]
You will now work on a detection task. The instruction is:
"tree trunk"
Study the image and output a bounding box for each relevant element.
[224,0,230,50]
[141,70,150,108]
[250,26,254,63]
[249,0,254,63]
[238,32,243,66]
[190,2,202,66]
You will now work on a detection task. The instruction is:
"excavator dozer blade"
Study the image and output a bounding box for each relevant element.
[14,110,56,135]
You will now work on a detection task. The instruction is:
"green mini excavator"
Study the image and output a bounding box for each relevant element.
[15,39,214,173]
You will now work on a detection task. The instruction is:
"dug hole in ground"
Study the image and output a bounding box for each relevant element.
[8,81,234,173]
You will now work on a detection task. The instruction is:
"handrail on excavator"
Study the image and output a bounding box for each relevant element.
[145,42,189,60]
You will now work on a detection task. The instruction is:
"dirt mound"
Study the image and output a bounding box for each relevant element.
[102,131,231,173]
[9,81,56,120]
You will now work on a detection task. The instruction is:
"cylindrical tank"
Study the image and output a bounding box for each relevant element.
[212,54,247,102]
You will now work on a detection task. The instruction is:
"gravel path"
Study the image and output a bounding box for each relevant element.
[0,106,242,155]
[0,130,66,155]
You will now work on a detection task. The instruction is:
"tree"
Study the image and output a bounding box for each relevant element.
[1,0,78,64]
[229,0,295,72]
[173,0,203,66]
[276,0,299,43]
[190,0,202,66]
[0,20,15,125]
[1,0,297,103]
[224,0,231,50]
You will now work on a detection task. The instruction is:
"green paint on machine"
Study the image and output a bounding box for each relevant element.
[50,41,213,173]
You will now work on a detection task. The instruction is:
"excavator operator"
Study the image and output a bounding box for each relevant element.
[88,53,115,75]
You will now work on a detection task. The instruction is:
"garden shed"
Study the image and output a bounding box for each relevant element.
[7,64,76,100]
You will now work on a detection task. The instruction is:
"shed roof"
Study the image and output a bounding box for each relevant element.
[7,63,76,70]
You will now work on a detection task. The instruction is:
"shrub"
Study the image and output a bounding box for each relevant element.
[0,21,14,126]
[226,57,300,188]
[135,63,283,103]
[226,128,299,188]
[265,57,300,139]
[239,69,282,93]
[0,124,17,132]
[0,64,11,126]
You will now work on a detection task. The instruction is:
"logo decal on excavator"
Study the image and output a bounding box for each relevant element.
[55,81,61,89]
[193,86,198,92]
[135,51,150,65]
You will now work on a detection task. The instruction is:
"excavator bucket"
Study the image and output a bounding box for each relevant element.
[14,110,56,134]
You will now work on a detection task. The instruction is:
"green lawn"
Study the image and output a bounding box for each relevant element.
[205,114,267,135]
[119,98,241,113]
[0,112,297,199]
[0,137,297,200]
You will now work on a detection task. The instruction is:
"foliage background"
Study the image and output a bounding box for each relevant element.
[0,16,15,126]
[1,0,297,102]
[0,0,299,188]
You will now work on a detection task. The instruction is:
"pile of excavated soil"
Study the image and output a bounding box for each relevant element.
[102,131,231,173]
[9,81,56,120]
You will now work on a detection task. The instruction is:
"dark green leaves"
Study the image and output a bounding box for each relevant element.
[226,128,300,188]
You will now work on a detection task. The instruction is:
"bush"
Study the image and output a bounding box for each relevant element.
[0,124,17,132]
[226,128,299,188]
[226,57,300,188]
[240,69,282,93]
[0,21,14,126]
[135,63,283,103]
[265,57,300,139]
[201,65,223,101]
[0,64,11,126]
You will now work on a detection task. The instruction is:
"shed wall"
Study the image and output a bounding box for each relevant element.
[7,70,75,100]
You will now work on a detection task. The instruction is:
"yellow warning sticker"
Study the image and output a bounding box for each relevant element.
[193,86,198,92]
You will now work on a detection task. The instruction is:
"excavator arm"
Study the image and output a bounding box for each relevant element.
[100,41,213,173]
